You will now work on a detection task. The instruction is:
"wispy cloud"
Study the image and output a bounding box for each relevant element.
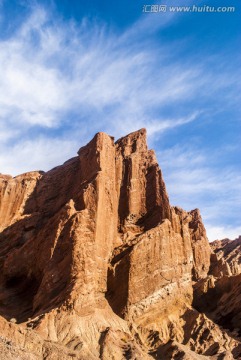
[205,225,241,242]
[0,137,79,175]
[159,145,241,241]
[146,111,201,136]
[0,5,205,173]
[0,5,238,141]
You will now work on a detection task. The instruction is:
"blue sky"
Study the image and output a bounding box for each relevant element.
[0,0,240,240]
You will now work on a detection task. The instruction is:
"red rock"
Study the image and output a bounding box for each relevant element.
[0,129,240,359]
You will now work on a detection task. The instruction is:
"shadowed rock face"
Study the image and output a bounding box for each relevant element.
[0,129,240,359]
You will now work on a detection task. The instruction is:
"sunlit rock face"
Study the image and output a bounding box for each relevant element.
[0,129,240,359]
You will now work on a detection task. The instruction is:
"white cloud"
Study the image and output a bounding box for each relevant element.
[0,10,68,127]
[158,145,241,241]
[0,137,80,176]
[0,5,211,176]
[206,225,241,242]
[146,112,201,136]
[0,5,236,139]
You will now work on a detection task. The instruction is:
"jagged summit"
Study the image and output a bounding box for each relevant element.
[0,130,240,359]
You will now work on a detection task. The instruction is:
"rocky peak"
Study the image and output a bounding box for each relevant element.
[115,128,148,157]
[115,129,171,232]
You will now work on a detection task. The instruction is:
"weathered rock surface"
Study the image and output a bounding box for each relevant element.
[0,129,240,359]
[192,236,241,359]
[210,236,241,276]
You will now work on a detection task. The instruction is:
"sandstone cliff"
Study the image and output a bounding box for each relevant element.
[0,129,240,359]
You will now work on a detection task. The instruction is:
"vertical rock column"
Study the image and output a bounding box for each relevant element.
[115,129,171,233]
[115,129,148,229]
[93,133,118,298]
[188,209,211,280]
[69,133,117,310]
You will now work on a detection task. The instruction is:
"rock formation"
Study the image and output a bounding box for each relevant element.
[0,129,240,359]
